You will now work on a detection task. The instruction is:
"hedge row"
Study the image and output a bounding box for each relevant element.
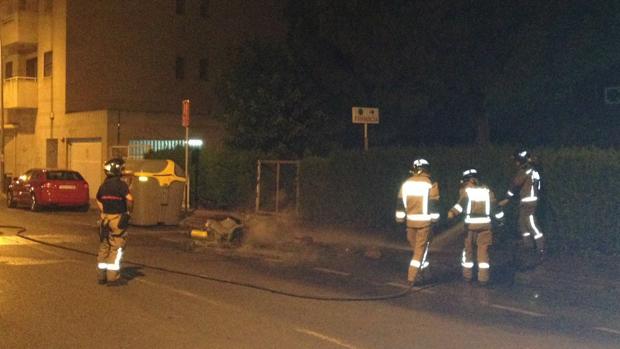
[147,147,261,209]
[151,146,620,255]
[299,146,620,255]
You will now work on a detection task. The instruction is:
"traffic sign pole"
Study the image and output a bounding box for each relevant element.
[352,107,379,152]
[182,99,190,214]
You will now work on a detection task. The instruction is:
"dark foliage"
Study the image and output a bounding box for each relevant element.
[217,1,620,156]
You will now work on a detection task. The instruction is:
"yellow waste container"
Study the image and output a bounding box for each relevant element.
[124,159,186,226]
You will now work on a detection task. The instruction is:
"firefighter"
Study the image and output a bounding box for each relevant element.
[395,158,440,285]
[498,149,545,268]
[96,158,133,286]
[448,169,504,285]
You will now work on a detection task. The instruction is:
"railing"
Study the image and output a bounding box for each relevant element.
[110,144,154,160]
[2,76,37,109]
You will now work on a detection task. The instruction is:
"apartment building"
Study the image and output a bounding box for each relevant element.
[0,0,284,196]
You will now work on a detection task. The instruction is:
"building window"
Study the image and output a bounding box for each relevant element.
[199,58,208,81]
[5,61,13,78]
[175,0,185,15]
[26,57,37,78]
[200,0,209,18]
[44,51,53,76]
[175,57,185,80]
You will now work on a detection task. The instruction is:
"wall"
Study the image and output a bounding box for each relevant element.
[65,0,286,117]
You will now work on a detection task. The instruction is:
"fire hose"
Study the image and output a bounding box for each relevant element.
[3,225,436,302]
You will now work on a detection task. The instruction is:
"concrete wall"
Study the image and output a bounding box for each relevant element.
[2,0,285,176]
[65,0,285,116]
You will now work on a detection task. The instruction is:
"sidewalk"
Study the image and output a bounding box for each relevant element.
[180,209,620,296]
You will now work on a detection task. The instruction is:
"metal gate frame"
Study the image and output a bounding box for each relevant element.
[255,160,300,215]
[110,144,152,160]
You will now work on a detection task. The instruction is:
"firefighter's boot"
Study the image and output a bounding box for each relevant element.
[537,248,545,265]
[421,268,433,284]
[106,279,127,287]
[478,267,490,286]
[462,267,473,283]
[97,269,107,285]
[408,266,419,285]
[535,237,545,264]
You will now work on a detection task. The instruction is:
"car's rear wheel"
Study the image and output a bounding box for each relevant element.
[30,193,41,212]
[7,191,16,208]
[78,204,90,212]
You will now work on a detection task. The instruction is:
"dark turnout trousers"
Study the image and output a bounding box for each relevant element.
[97,213,127,283]
[462,229,492,283]
[407,226,432,283]
[517,204,545,269]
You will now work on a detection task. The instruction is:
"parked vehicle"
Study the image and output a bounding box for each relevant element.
[7,169,90,212]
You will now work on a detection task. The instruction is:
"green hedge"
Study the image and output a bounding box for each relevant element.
[535,148,620,254]
[198,149,260,208]
[149,146,620,255]
[299,146,620,255]
[299,146,512,228]
[146,147,260,209]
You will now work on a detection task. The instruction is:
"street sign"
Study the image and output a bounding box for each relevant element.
[182,99,191,127]
[352,107,380,124]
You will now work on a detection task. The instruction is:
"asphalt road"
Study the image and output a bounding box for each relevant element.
[0,205,618,349]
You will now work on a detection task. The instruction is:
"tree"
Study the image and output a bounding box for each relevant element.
[486,0,620,146]
[217,0,620,152]
[218,40,337,157]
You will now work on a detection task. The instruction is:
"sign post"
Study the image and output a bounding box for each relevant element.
[182,99,190,214]
[352,107,379,151]
[0,40,4,193]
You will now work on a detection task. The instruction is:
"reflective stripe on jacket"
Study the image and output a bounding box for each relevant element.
[397,173,440,228]
[450,182,500,230]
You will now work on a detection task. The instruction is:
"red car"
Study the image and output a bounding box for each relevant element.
[7,169,90,211]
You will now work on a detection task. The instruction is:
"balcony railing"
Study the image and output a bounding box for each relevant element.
[2,76,37,109]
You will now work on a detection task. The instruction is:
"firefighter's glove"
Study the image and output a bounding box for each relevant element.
[118,212,131,230]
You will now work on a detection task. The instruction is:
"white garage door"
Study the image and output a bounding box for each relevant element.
[68,140,102,200]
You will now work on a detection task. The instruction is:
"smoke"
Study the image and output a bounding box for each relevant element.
[242,213,300,245]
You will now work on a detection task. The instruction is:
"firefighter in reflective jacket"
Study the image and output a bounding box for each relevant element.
[498,149,545,266]
[396,159,440,285]
[448,169,504,285]
[96,158,133,286]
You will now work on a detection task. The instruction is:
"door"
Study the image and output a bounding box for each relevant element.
[68,140,102,199]
[46,138,58,168]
